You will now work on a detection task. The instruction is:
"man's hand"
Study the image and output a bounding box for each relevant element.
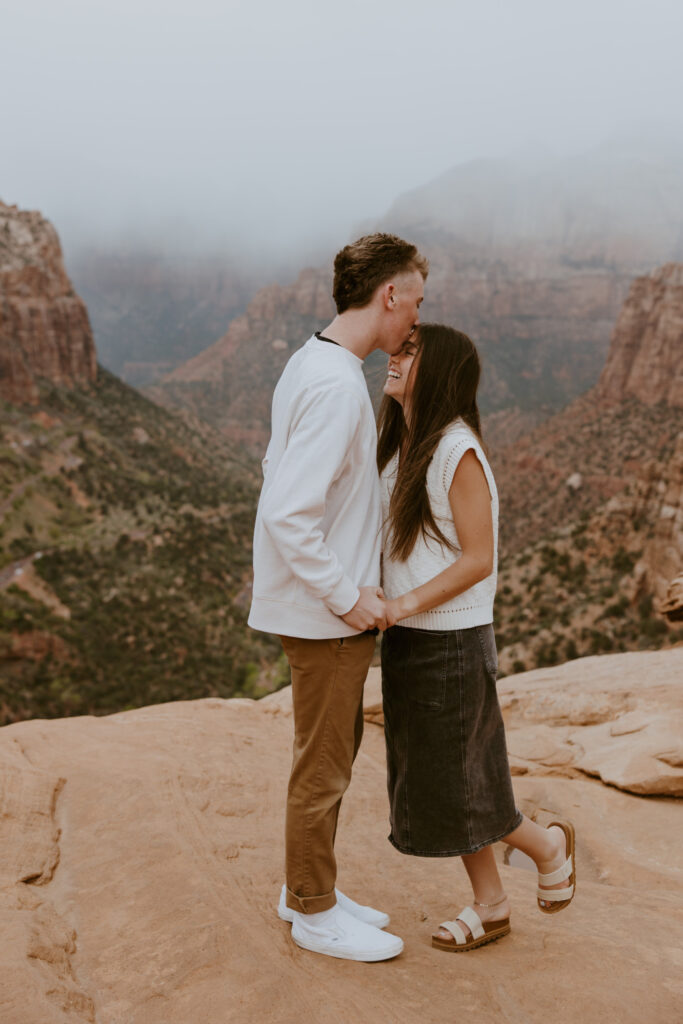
[341,586,387,631]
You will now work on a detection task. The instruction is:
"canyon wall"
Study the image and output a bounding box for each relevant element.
[69,248,262,388]
[598,262,683,408]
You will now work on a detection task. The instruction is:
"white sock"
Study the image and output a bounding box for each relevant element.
[292,903,338,927]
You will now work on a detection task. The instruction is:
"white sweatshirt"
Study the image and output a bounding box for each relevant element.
[248,335,382,639]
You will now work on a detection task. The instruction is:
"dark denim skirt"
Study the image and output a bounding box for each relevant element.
[381,623,522,857]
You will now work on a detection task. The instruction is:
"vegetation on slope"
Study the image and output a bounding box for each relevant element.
[492,398,683,674]
[0,369,285,725]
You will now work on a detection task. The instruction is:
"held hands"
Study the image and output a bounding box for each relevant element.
[340,588,407,631]
[341,586,388,631]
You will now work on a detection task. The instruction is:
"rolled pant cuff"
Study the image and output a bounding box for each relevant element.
[286,886,336,914]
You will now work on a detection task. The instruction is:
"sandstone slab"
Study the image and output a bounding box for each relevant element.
[0,650,681,1022]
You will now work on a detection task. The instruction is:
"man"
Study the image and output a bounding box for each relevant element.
[249,233,428,962]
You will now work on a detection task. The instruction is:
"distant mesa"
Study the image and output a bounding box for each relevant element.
[381,148,683,267]
[0,201,97,404]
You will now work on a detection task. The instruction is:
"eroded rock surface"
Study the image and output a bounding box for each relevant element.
[0,754,94,1022]
[0,649,681,1023]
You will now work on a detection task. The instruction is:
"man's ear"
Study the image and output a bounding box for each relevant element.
[383,282,396,309]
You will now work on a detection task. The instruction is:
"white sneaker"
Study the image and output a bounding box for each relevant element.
[290,905,403,962]
[277,884,390,929]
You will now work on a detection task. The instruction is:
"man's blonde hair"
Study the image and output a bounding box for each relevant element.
[333,233,429,314]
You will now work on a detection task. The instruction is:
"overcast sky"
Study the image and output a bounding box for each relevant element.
[2,0,682,268]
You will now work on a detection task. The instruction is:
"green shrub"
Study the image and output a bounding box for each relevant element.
[604,596,629,618]
[640,617,668,640]
[612,548,636,575]
[536,644,560,668]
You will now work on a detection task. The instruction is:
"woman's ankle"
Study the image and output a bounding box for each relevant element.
[536,826,565,870]
[473,891,507,909]
[472,893,510,921]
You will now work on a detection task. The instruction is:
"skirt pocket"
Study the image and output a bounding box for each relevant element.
[475,623,498,680]
[405,629,449,711]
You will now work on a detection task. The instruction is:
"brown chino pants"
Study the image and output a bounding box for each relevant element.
[279,631,376,914]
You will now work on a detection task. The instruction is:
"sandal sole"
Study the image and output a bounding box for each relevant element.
[538,819,576,915]
[432,923,511,952]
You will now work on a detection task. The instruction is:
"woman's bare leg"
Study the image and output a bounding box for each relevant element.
[502,815,570,908]
[435,815,572,939]
[435,845,510,942]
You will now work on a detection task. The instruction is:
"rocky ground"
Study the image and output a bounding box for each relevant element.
[0,648,680,1023]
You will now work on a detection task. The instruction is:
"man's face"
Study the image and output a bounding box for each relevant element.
[379,269,425,356]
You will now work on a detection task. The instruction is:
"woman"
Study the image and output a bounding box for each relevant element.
[378,323,576,952]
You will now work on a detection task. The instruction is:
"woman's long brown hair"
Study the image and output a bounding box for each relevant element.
[377,323,484,562]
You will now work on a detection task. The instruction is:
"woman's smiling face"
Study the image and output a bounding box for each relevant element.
[383,334,420,408]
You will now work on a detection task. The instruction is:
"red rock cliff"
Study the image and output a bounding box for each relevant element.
[0,201,97,404]
[598,263,683,408]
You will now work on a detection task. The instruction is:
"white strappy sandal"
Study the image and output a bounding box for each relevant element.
[537,819,576,914]
[432,900,510,953]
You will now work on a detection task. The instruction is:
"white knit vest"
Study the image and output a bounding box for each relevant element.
[380,419,498,630]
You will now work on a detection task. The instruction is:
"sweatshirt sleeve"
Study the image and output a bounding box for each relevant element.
[260,386,363,616]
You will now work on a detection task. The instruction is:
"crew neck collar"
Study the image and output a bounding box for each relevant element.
[315,331,340,346]
[310,333,363,366]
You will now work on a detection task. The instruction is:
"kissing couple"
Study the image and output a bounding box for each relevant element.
[248,233,576,961]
